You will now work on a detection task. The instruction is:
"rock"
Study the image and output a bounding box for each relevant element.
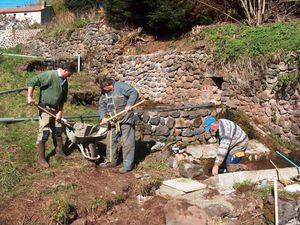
[70,218,87,225]
[246,140,271,158]
[186,144,217,159]
[150,141,165,152]
[175,118,192,128]
[264,195,299,225]
[142,111,150,123]
[137,195,153,205]
[278,62,288,71]
[169,111,181,118]
[166,117,175,129]
[270,125,284,135]
[155,126,170,136]
[178,162,204,178]
[182,128,194,137]
[150,116,160,125]
[164,199,213,225]
[204,204,231,218]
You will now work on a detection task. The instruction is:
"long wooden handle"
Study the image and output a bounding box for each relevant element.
[100,99,146,125]
[33,103,74,130]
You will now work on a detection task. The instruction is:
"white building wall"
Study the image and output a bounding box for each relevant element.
[5,11,42,24]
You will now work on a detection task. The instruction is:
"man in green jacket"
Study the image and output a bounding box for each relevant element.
[27,63,76,168]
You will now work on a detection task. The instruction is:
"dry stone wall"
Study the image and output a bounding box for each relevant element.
[223,60,300,146]
[0,15,41,49]
[0,29,41,49]
[135,107,218,143]
[24,23,120,63]
[21,23,300,145]
[110,50,222,106]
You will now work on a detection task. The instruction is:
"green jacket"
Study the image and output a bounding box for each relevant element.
[28,70,68,107]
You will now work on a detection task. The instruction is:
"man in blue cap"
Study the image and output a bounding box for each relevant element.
[204,116,248,175]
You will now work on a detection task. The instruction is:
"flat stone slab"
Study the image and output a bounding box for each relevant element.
[185,139,271,160]
[162,178,207,193]
[246,140,270,156]
[186,144,217,159]
[155,184,186,198]
[204,167,299,191]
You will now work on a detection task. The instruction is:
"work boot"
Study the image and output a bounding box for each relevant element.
[54,136,68,160]
[98,160,116,168]
[37,141,49,168]
[118,168,131,174]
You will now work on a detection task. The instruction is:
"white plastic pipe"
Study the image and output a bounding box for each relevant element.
[274,177,279,225]
[77,54,81,72]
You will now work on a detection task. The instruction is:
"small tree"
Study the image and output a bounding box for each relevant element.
[64,0,99,15]
[239,0,300,26]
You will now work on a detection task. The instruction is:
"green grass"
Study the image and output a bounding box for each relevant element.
[87,197,106,213]
[0,46,100,204]
[233,179,252,189]
[44,197,77,224]
[197,21,300,61]
[42,17,98,37]
[39,182,79,197]
[256,185,294,200]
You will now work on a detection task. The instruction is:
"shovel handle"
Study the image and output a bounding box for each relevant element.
[32,103,74,130]
[100,99,146,125]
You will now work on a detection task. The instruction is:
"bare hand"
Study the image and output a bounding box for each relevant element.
[101,118,109,125]
[27,97,35,106]
[55,111,62,122]
[212,164,219,176]
[124,106,131,112]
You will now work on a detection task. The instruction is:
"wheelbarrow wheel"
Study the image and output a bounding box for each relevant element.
[88,143,97,158]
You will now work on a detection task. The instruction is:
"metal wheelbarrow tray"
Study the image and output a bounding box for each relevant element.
[65,122,107,160]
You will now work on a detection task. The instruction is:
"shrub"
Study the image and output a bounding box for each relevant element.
[64,0,100,15]
[103,0,243,35]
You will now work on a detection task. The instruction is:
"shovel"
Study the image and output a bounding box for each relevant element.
[100,99,146,125]
[33,103,74,131]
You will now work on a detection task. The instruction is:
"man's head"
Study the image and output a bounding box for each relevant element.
[60,63,77,79]
[204,116,219,133]
[95,76,114,92]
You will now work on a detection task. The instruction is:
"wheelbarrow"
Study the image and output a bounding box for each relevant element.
[65,122,107,160]
[33,100,145,160]
[33,103,107,160]
[64,100,145,160]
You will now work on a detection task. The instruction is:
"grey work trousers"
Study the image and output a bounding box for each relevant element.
[106,123,135,171]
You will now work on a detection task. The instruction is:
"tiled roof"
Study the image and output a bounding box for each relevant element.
[0,5,43,14]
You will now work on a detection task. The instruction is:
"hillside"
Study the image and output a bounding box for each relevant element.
[1,16,300,224]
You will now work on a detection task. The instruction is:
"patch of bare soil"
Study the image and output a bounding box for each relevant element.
[94,196,167,225]
[0,153,169,225]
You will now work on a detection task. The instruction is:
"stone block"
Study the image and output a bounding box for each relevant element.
[163,178,207,193]
[166,117,175,129]
[178,162,204,179]
[150,116,160,125]
[155,125,170,136]
[164,199,212,225]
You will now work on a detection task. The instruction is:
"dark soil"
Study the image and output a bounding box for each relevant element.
[0,151,170,225]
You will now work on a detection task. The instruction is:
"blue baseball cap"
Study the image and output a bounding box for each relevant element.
[204,116,216,132]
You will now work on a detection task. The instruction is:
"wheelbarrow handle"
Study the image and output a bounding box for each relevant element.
[32,103,74,130]
[100,99,146,125]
